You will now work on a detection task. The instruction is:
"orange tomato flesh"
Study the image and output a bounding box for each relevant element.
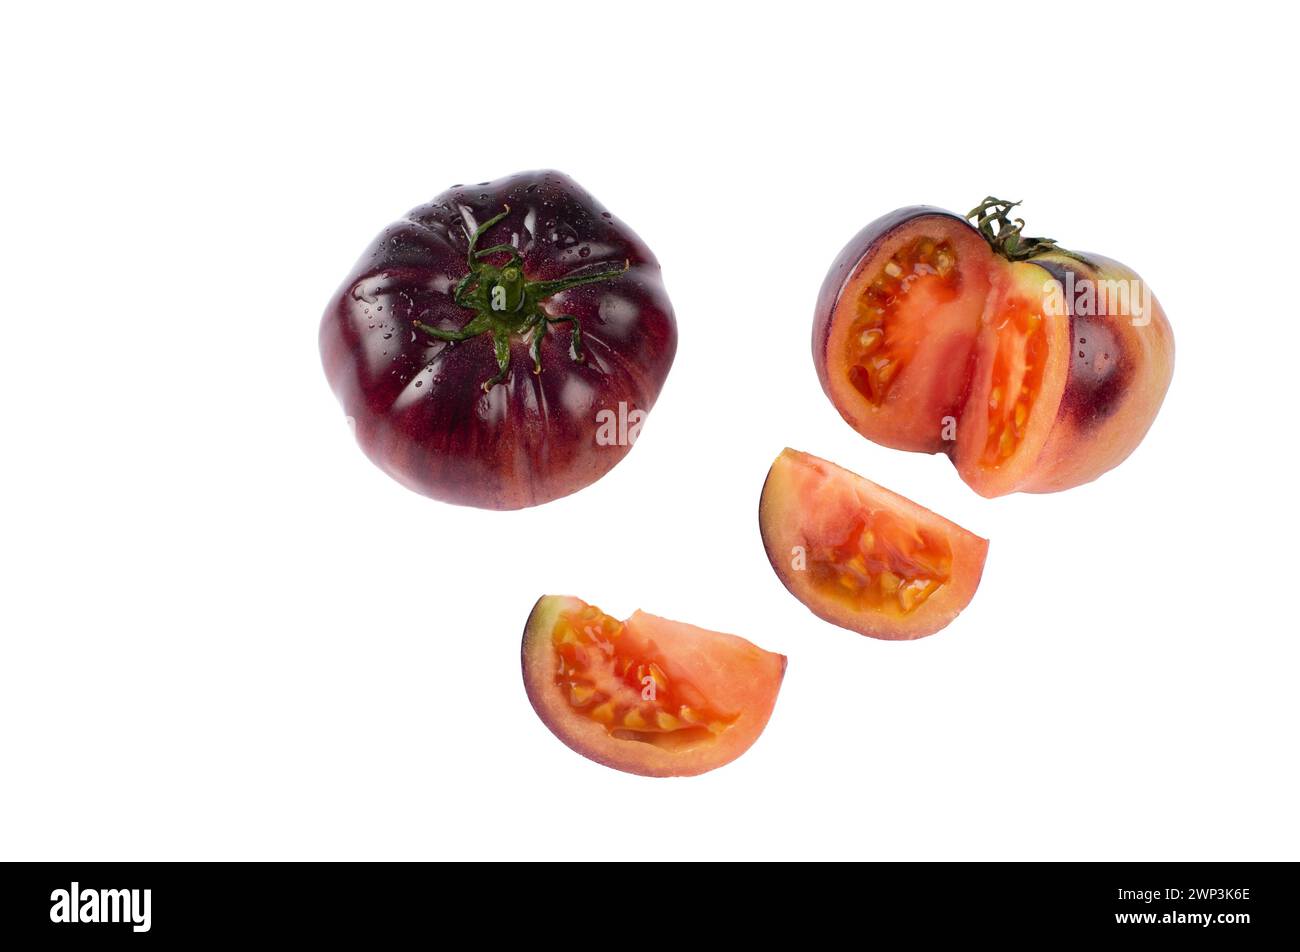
[806,509,953,616]
[552,603,737,750]
[848,236,962,405]
[982,296,1049,466]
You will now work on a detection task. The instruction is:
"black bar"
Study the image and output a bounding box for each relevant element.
[1,861,1292,942]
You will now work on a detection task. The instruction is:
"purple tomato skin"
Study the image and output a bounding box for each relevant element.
[320,170,677,509]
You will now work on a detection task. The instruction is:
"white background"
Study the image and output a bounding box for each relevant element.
[3,2,1297,861]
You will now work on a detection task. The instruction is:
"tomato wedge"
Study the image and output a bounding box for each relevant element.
[522,596,785,777]
[759,449,988,640]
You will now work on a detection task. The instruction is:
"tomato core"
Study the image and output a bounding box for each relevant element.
[551,604,736,750]
[847,236,962,404]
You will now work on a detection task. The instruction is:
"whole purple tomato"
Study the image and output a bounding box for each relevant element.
[320,170,677,509]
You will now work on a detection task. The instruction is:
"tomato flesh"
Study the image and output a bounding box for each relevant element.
[830,225,1057,479]
[980,295,1049,465]
[807,510,953,617]
[551,602,736,751]
[847,236,963,405]
[815,213,993,454]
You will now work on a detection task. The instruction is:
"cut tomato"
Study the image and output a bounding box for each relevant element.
[759,449,988,640]
[815,208,991,453]
[813,200,1175,495]
[954,262,1070,496]
[522,596,786,777]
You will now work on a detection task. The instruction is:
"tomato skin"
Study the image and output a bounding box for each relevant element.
[1009,251,1175,494]
[320,170,677,509]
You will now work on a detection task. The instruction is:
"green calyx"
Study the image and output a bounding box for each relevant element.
[966,197,1061,262]
[414,206,629,391]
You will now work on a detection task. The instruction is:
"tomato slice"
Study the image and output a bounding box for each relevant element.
[759,449,988,640]
[954,262,1070,496]
[522,596,786,777]
[816,212,992,453]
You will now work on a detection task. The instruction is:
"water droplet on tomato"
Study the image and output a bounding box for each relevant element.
[552,222,579,249]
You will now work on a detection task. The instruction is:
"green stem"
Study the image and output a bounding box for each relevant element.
[966,197,1060,261]
[466,207,511,265]
[412,208,627,390]
[528,260,630,299]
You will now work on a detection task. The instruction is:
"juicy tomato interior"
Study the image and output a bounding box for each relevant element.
[806,509,953,616]
[981,297,1049,466]
[847,236,963,405]
[551,602,736,751]
[759,449,990,640]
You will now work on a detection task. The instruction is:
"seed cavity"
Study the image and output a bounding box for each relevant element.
[982,300,1048,466]
[551,605,737,749]
[847,237,961,406]
[807,512,952,615]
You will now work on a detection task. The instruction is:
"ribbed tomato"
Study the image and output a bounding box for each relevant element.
[320,170,677,509]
